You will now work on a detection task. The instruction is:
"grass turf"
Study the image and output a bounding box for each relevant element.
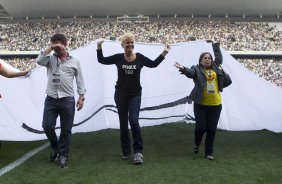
[0,122,282,184]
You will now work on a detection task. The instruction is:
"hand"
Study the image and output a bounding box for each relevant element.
[51,44,66,51]
[174,62,184,69]
[96,38,104,50]
[97,38,104,45]
[51,43,66,50]
[164,44,170,53]
[161,44,170,57]
[24,69,31,78]
[76,98,84,111]
[206,39,214,44]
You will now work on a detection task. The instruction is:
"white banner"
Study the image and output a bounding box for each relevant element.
[1,40,282,141]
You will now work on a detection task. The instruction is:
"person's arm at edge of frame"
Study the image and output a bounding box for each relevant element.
[0,63,30,78]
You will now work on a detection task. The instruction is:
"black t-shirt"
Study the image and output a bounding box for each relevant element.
[97,49,165,95]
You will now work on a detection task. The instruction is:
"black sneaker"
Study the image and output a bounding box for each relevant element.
[49,150,59,162]
[59,155,68,168]
[133,153,143,165]
[193,145,200,154]
[122,155,130,160]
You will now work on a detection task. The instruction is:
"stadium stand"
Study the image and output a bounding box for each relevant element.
[0,20,281,88]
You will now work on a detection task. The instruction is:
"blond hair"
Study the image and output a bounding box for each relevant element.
[120,33,135,44]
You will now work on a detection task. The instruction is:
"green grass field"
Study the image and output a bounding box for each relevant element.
[0,122,282,184]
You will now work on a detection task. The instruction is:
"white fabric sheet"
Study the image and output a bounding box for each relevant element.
[0,40,281,141]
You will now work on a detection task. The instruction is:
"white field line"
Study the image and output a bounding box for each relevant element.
[0,142,49,176]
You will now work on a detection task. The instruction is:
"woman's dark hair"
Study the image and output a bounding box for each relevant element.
[198,52,213,65]
[50,33,67,45]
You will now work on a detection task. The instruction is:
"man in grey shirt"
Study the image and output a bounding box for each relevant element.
[36,33,86,168]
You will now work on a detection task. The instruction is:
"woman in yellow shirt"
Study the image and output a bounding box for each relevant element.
[174,40,231,160]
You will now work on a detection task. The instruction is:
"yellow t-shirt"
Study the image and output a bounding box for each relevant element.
[201,69,222,106]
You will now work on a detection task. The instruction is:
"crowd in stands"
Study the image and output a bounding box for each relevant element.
[0,20,281,88]
[238,58,282,88]
[0,21,281,51]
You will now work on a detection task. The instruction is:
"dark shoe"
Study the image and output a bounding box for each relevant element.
[193,145,199,154]
[49,150,59,162]
[133,153,143,165]
[205,155,215,160]
[59,155,68,168]
[122,155,130,160]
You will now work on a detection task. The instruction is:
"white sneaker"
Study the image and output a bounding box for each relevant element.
[205,155,215,160]
[133,153,143,164]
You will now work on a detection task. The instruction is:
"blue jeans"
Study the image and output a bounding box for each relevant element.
[42,96,75,157]
[194,103,222,156]
[114,91,143,156]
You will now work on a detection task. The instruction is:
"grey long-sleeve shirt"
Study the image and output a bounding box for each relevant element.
[36,51,86,99]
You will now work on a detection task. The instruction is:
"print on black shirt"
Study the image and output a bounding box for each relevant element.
[122,64,137,75]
